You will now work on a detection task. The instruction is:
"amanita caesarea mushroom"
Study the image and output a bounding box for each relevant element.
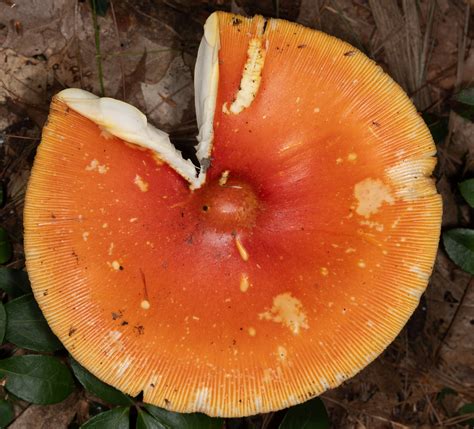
[24,12,442,417]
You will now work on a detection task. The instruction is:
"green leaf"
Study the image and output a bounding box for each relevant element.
[0,228,12,264]
[5,294,62,352]
[90,0,110,17]
[452,87,474,121]
[70,358,133,406]
[145,404,223,429]
[436,387,457,402]
[0,268,31,298]
[0,355,74,404]
[458,403,474,427]
[422,113,449,145]
[0,302,5,344]
[279,397,330,429]
[0,399,14,428]
[459,179,474,208]
[443,228,474,275]
[81,407,130,429]
[453,87,474,106]
[137,410,166,429]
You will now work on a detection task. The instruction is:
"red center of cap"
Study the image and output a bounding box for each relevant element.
[195,175,260,231]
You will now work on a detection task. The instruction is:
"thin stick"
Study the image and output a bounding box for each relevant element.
[109,0,125,100]
[91,0,105,96]
[434,277,473,360]
[455,1,470,92]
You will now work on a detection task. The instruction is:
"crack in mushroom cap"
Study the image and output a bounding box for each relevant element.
[24,12,442,417]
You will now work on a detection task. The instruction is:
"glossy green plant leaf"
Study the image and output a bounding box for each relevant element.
[0,399,14,428]
[454,87,474,106]
[81,407,130,429]
[279,397,330,429]
[0,302,5,344]
[436,387,457,402]
[422,113,449,145]
[443,228,474,275]
[71,358,133,406]
[0,355,74,404]
[452,87,474,121]
[5,294,62,352]
[459,179,474,208]
[458,403,474,427]
[0,228,12,264]
[145,404,223,429]
[0,268,31,298]
[137,410,166,429]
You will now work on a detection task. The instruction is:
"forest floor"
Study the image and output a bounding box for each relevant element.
[0,0,473,428]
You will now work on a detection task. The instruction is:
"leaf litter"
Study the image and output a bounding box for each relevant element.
[1,0,473,427]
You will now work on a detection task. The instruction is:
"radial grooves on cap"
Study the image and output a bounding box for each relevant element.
[208,11,440,415]
[24,13,442,418]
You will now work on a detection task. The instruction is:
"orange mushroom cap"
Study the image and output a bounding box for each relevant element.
[24,12,441,417]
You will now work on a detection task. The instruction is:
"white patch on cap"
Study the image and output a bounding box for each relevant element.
[116,356,132,377]
[385,158,437,201]
[354,178,394,218]
[111,260,121,270]
[240,273,250,292]
[254,396,263,412]
[259,292,309,335]
[407,288,423,298]
[359,219,384,232]
[194,387,210,409]
[226,37,266,114]
[85,158,109,174]
[109,331,122,341]
[235,237,249,261]
[409,265,430,281]
[134,175,149,192]
[319,377,330,389]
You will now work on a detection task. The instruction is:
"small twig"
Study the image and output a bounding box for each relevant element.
[106,48,181,58]
[455,1,470,92]
[419,383,443,426]
[419,1,436,84]
[109,0,126,100]
[261,412,275,429]
[8,403,32,423]
[148,82,192,115]
[441,412,474,426]
[434,277,473,360]
[74,0,84,88]
[324,396,401,428]
[371,23,405,57]
[3,135,39,140]
[274,0,279,18]
[125,0,184,42]
[91,0,105,96]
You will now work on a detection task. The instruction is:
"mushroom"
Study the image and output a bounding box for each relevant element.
[24,12,442,417]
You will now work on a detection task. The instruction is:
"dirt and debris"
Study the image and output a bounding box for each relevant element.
[1,0,473,428]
